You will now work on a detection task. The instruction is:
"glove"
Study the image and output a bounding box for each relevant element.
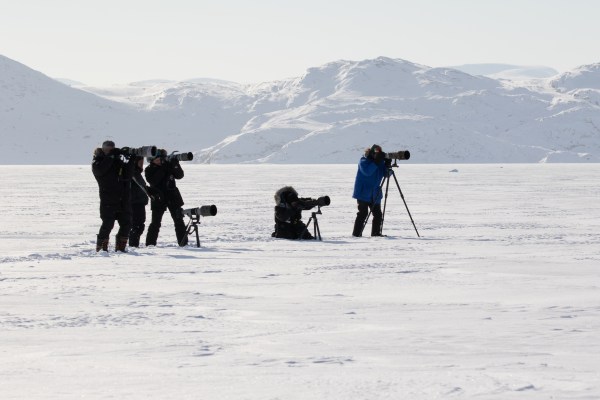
[93,148,103,157]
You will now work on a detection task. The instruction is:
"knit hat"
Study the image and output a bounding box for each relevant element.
[147,149,167,163]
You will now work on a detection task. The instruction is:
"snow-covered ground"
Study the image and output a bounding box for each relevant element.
[1,164,599,399]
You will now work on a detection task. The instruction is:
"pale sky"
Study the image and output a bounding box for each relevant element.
[1,0,598,85]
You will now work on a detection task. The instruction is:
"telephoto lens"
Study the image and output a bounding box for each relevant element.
[127,146,158,158]
[317,196,331,207]
[199,205,217,217]
[183,205,218,218]
[385,150,410,160]
[166,152,194,162]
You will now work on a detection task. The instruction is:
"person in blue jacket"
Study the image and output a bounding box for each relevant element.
[352,144,388,237]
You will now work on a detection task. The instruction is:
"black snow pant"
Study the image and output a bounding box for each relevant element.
[98,202,132,240]
[128,204,147,247]
[352,200,383,237]
[145,203,188,247]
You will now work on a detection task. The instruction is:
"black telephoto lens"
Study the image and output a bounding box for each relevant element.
[199,205,217,216]
[386,150,410,160]
[317,196,331,207]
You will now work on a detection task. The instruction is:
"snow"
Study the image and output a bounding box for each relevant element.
[551,64,600,92]
[2,54,600,165]
[1,164,599,399]
[451,64,560,80]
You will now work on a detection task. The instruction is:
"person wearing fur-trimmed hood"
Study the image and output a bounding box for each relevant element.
[272,186,314,240]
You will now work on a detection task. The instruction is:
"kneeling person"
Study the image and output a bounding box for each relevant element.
[272,186,313,240]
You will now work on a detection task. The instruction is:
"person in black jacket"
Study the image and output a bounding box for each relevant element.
[271,186,314,240]
[128,157,150,247]
[144,150,188,246]
[92,140,135,252]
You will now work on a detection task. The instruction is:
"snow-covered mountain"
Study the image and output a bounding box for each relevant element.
[0,55,247,164]
[198,58,600,163]
[451,63,559,80]
[1,54,599,164]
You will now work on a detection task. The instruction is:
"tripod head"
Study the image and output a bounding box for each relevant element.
[385,158,399,169]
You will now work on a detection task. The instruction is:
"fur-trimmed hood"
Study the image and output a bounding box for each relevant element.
[274,186,298,204]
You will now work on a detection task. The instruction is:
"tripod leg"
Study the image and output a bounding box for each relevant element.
[180,221,192,247]
[303,217,313,241]
[379,174,391,236]
[361,211,371,235]
[314,217,322,241]
[390,171,420,238]
[195,225,200,247]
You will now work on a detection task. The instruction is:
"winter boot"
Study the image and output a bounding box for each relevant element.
[146,223,160,246]
[177,233,189,247]
[115,235,128,252]
[129,234,140,248]
[371,216,383,237]
[352,219,365,237]
[96,235,109,252]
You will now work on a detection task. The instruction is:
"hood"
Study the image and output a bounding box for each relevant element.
[274,186,298,204]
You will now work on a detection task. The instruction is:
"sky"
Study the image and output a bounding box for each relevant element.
[1,0,599,85]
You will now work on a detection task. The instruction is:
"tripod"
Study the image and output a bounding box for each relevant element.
[362,164,420,237]
[181,213,201,247]
[304,206,323,241]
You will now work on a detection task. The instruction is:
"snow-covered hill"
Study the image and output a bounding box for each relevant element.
[1,55,599,164]
[0,55,246,164]
[198,58,600,163]
[451,63,559,80]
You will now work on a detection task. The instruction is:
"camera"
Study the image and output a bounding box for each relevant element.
[298,196,331,209]
[183,205,218,219]
[385,150,410,160]
[165,151,194,162]
[117,146,158,158]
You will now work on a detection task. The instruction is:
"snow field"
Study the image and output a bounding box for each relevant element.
[0,164,599,399]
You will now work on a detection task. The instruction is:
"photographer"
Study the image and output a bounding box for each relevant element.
[92,140,135,252]
[128,157,150,248]
[271,186,314,240]
[144,150,188,247]
[352,144,388,237]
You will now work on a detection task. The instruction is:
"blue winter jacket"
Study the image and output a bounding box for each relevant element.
[352,157,387,204]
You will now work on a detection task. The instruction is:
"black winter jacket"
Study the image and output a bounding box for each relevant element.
[145,160,185,209]
[92,151,134,206]
[273,186,304,224]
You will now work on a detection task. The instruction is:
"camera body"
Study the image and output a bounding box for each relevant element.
[183,205,218,219]
[298,196,331,210]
